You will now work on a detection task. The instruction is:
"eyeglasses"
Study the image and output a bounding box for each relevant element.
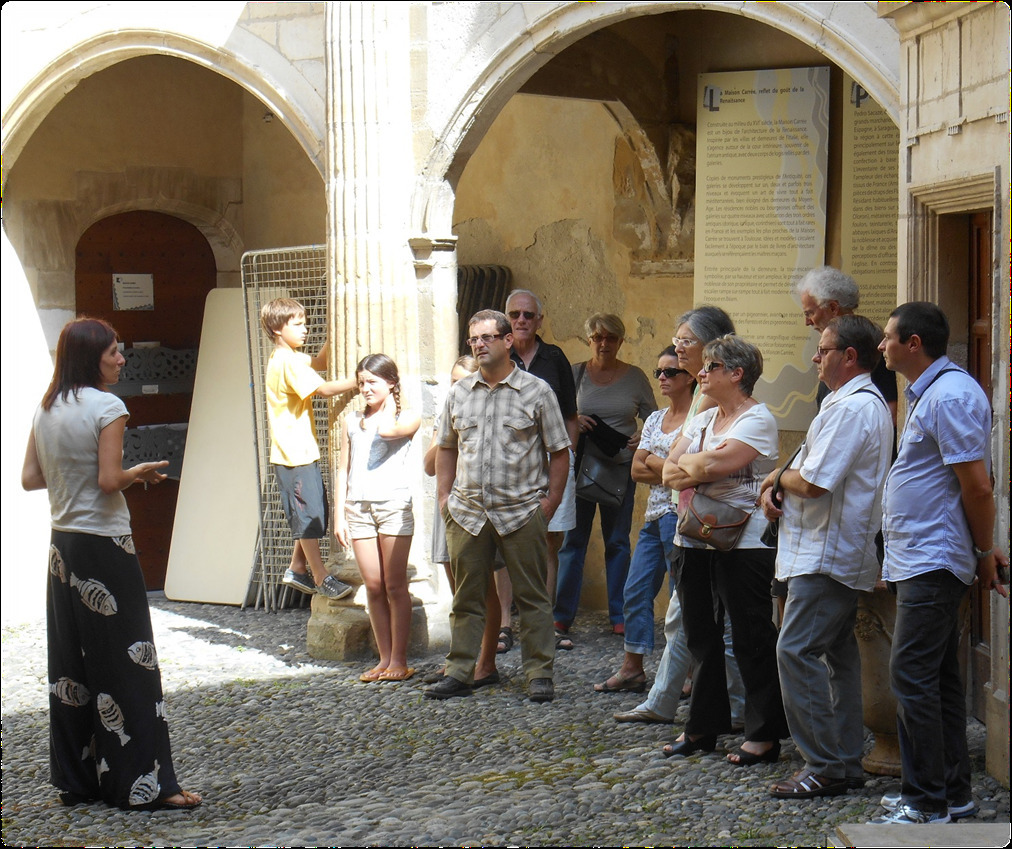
[589,333,620,344]
[654,367,688,379]
[816,346,845,357]
[702,361,725,372]
[672,336,700,347]
[507,310,539,321]
[466,333,504,347]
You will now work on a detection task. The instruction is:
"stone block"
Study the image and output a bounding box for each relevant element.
[306,594,429,661]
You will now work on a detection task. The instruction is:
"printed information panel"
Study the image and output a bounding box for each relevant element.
[696,67,829,429]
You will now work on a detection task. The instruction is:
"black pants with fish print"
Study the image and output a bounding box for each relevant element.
[47,531,181,809]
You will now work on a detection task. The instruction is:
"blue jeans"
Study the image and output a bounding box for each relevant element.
[554,478,635,627]
[622,512,677,654]
[891,570,972,812]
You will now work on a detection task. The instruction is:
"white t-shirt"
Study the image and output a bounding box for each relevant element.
[675,403,778,549]
[345,411,414,502]
[33,387,133,536]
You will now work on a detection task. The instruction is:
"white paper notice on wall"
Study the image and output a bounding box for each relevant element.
[112,273,154,310]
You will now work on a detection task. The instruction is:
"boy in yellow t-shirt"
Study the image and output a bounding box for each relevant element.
[261,298,357,599]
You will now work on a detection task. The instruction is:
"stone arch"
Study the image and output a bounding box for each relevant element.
[1,27,325,191]
[411,0,900,239]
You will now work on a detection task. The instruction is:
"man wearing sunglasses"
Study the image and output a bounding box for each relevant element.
[489,290,580,650]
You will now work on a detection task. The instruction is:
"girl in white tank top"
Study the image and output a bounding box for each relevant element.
[335,354,421,683]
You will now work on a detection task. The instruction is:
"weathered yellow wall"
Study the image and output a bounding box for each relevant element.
[241,89,326,251]
[5,56,243,195]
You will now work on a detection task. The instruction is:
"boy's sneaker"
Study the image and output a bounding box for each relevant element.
[868,802,950,825]
[282,569,316,594]
[317,575,354,600]
[880,791,978,821]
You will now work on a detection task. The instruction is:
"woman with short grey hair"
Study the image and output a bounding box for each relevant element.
[554,313,656,648]
[661,333,787,765]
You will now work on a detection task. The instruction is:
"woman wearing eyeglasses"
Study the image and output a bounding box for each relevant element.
[594,346,695,692]
[613,306,744,725]
[554,314,656,649]
[661,334,788,766]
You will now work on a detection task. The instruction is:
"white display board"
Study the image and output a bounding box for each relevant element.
[164,288,259,604]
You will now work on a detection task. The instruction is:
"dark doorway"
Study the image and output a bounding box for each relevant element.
[76,210,216,588]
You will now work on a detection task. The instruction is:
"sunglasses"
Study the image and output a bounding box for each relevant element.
[507,310,539,321]
[702,362,725,372]
[654,367,689,379]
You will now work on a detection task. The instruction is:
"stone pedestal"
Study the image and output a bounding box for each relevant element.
[855,587,901,776]
[306,565,430,661]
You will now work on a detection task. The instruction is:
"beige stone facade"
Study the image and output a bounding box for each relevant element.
[2,0,1007,783]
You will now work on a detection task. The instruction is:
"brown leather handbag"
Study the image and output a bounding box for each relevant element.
[677,488,752,551]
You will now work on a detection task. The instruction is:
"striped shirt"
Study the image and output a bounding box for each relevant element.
[437,364,570,536]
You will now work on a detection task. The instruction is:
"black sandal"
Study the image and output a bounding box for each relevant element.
[496,626,514,653]
[555,629,574,651]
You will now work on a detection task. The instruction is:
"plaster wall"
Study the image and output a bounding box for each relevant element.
[241,90,327,250]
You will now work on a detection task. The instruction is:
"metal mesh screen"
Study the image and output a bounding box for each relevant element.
[241,245,330,610]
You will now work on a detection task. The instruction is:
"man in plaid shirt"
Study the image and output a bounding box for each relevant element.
[426,310,570,703]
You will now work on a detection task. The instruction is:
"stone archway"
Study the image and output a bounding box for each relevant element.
[408,1,902,382]
[2,26,326,189]
[410,1,900,243]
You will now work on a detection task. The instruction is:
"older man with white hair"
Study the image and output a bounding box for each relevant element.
[492,289,579,653]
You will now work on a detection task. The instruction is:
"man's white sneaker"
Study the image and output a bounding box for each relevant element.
[880,791,977,820]
[869,802,951,825]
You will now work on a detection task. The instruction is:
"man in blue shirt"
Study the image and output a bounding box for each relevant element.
[869,302,1008,825]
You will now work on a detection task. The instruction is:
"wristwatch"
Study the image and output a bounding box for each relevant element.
[973,545,994,559]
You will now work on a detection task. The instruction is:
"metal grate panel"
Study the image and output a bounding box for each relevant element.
[241,245,331,610]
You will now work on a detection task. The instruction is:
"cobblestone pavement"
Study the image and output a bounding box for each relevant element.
[2,594,1008,847]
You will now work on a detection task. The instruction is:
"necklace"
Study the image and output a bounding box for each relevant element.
[714,397,750,431]
[590,361,622,385]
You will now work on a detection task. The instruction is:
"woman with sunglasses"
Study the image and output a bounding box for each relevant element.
[661,334,788,766]
[594,346,695,692]
[554,313,655,648]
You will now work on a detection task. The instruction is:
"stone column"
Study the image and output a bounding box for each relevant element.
[308,2,427,660]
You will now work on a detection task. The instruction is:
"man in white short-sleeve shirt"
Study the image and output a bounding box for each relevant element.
[760,316,893,801]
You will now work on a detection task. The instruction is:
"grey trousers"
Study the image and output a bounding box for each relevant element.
[777,574,864,779]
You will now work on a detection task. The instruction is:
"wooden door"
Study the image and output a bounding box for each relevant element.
[76,211,216,588]
[967,210,993,719]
